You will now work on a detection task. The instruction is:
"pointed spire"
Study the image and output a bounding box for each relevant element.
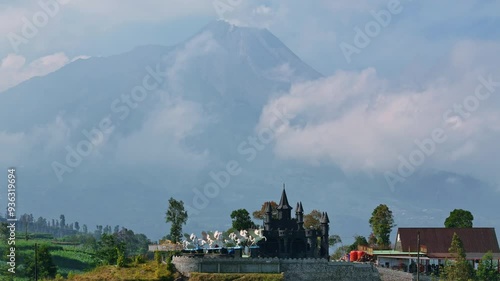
[296,202,304,213]
[277,184,292,210]
[265,201,272,213]
[320,212,330,224]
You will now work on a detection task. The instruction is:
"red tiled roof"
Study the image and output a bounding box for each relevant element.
[396,228,500,254]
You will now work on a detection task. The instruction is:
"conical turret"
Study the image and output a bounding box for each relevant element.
[265,201,273,213]
[320,212,330,224]
[296,202,304,229]
[277,184,292,210]
[264,202,273,231]
[277,184,292,220]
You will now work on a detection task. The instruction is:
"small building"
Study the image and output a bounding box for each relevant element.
[257,186,330,259]
[148,242,183,252]
[375,227,500,273]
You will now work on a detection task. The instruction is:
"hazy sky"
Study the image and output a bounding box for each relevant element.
[2,1,499,78]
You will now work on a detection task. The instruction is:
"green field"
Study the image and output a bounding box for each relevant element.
[1,236,99,280]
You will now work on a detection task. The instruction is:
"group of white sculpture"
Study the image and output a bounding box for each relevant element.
[183,229,266,249]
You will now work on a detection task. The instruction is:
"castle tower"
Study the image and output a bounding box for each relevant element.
[264,201,273,231]
[320,212,330,258]
[277,184,292,221]
[296,202,304,230]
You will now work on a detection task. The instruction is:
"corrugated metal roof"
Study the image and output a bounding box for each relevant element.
[427,252,500,259]
[396,228,500,254]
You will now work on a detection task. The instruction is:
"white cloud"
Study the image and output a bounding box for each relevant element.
[445,176,460,184]
[0,115,71,167]
[71,55,91,62]
[67,0,214,23]
[0,6,31,35]
[0,131,27,165]
[265,63,295,82]
[0,53,88,92]
[221,2,284,28]
[450,141,476,161]
[321,0,387,12]
[166,31,220,88]
[114,97,209,169]
[258,40,500,185]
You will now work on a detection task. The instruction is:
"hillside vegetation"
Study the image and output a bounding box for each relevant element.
[67,260,178,281]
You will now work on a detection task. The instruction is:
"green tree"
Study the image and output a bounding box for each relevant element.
[25,244,57,279]
[442,232,474,281]
[230,209,254,230]
[331,245,350,260]
[348,235,369,252]
[328,234,342,247]
[165,197,188,243]
[444,209,474,228]
[155,251,162,266]
[0,222,8,239]
[59,214,65,229]
[477,251,500,281]
[116,245,126,268]
[368,232,377,246]
[96,233,119,265]
[304,210,322,230]
[369,204,395,247]
[252,201,278,220]
[82,235,97,252]
[115,228,150,256]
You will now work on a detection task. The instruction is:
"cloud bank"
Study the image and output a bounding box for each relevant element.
[259,40,500,188]
[0,53,88,92]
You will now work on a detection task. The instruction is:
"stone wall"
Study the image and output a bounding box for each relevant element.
[172,256,381,281]
[281,258,380,281]
[377,267,413,281]
[172,256,280,277]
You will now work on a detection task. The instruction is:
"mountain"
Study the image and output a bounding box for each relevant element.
[0,20,324,237]
[1,20,498,244]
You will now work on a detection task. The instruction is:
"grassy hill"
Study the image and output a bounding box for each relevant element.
[0,236,99,280]
[66,261,177,281]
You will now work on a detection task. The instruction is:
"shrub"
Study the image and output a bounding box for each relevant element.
[133,254,146,265]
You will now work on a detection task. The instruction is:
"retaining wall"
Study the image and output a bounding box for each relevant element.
[172,256,381,281]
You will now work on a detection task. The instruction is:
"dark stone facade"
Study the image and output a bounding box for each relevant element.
[257,186,330,259]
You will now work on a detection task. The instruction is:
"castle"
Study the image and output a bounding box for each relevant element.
[257,186,330,259]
